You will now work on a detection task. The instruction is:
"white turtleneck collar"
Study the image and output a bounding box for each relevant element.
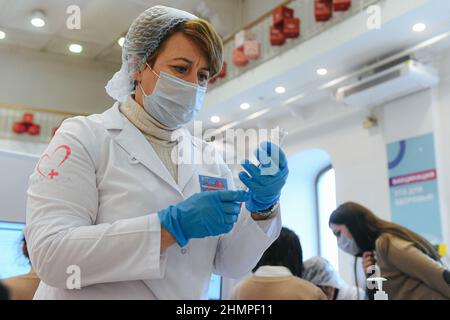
[253,266,293,277]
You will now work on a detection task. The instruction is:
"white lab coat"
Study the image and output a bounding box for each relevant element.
[25,102,281,300]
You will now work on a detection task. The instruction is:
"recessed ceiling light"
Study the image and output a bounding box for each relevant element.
[317,68,328,76]
[118,37,125,47]
[69,43,83,54]
[0,30,5,40]
[275,86,286,94]
[210,116,221,123]
[240,103,250,110]
[412,23,426,33]
[30,10,46,28]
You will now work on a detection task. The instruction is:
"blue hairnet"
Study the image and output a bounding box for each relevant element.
[302,257,345,289]
[105,5,198,102]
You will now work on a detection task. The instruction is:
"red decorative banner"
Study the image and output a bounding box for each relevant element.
[389,169,437,187]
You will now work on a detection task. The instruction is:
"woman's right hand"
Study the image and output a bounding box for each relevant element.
[362,251,376,275]
[158,190,249,247]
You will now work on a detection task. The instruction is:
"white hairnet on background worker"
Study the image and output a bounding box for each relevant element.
[303,256,344,289]
[105,5,198,102]
[303,256,366,300]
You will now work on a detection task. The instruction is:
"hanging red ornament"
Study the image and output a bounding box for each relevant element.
[333,0,351,11]
[22,113,34,125]
[232,47,249,68]
[272,6,294,28]
[270,27,286,46]
[52,126,59,136]
[218,61,227,78]
[315,0,333,22]
[244,40,260,60]
[27,124,41,136]
[12,122,27,134]
[283,18,300,39]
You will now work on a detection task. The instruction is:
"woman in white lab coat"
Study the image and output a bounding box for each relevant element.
[24,6,289,300]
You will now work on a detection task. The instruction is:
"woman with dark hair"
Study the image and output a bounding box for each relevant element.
[329,202,450,300]
[2,236,40,300]
[231,227,326,300]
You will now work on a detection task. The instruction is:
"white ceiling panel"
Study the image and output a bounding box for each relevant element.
[45,36,106,59]
[97,48,122,65]
[0,26,53,51]
[0,0,240,63]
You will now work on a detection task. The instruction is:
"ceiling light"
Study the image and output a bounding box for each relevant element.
[69,43,83,54]
[118,37,125,47]
[317,68,328,76]
[412,23,426,33]
[275,86,286,94]
[30,10,46,28]
[240,103,250,110]
[0,30,5,40]
[210,116,221,123]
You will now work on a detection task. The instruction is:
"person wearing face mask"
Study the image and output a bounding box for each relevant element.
[329,202,450,300]
[25,6,288,300]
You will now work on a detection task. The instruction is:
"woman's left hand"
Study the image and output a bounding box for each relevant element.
[362,251,376,275]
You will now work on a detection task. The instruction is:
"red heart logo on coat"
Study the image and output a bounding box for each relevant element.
[36,145,72,179]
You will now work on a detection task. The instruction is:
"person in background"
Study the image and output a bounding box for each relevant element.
[329,202,450,300]
[231,227,326,300]
[0,281,10,300]
[2,236,40,300]
[303,256,366,300]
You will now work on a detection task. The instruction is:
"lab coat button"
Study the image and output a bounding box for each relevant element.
[129,156,139,164]
[181,248,187,254]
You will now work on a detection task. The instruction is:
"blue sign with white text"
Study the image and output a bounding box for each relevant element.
[387,133,442,244]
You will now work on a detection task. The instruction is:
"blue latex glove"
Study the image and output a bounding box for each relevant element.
[239,142,289,212]
[158,190,249,247]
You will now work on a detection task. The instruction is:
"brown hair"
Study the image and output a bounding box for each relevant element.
[147,19,224,77]
[329,202,441,261]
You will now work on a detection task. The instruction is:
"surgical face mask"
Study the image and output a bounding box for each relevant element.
[337,234,361,256]
[139,64,207,128]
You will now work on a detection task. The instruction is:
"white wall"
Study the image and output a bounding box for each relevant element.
[0,46,117,115]
[0,150,39,223]
[281,149,331,259]
[201,0,243,37]
[432,52,450,247]
[0,140,47,156]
